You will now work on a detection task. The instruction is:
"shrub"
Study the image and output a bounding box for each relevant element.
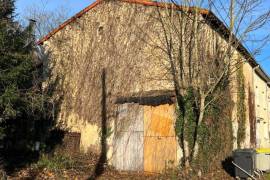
[34,154,75,171]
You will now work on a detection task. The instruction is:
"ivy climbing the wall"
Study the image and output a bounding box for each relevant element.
[175,87,198,165]
[175,82,233,172]
[236,62,246,148]
[196,92,233,172]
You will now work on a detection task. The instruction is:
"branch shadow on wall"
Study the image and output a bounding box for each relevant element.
[89,69,108,179]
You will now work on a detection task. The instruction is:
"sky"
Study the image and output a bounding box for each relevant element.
[15,0,93,16]
[15,0,270,75]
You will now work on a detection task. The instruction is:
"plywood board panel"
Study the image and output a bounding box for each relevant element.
[144,136,177,173]
[144,104,175,137]
[143,104,177,173]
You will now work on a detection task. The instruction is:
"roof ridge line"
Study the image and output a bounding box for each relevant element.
[37,0,209,45]
[120,0,209,14]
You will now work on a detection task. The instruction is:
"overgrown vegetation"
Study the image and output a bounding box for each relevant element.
[175,82,233,172]
[196,91,233,172]
[175,87,198,165]
[236,62,246,148]
[0,0,58,173]
[0,0,42,150]
[156,0,270,170]
[33,154,75,171]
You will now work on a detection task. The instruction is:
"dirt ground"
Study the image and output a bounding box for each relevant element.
[7,168,234,180]
[6,168,235,179]
[4,153,235,180]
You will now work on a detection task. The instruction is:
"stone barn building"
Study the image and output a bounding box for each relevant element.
[38,0,270,172]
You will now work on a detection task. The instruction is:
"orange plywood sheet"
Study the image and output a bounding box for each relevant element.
[143,104,177,173]
[144,136,177,173]
[144,104,175,137]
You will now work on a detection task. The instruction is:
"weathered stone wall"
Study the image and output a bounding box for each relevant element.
[42,0,264,156]
[43,1,175,154]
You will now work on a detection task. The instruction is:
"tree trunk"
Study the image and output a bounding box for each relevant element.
[192,96,206,160]
[184,134,190,167]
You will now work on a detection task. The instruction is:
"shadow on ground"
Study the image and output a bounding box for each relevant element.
[222,156,235,178]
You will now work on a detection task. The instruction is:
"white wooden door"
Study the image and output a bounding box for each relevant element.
[113,103,144,171]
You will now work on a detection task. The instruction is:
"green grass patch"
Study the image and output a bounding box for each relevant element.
[264,173,270,180]
[33,154,75,171]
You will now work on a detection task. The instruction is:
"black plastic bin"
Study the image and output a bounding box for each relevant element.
[233,149,256,179]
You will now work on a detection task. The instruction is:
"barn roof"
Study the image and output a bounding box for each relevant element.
[37,0,270,84]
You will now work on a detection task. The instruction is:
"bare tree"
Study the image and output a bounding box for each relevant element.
[143,0,270,167]
[23,0,70,40]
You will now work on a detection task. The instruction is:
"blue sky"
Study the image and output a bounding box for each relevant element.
[15,0,94,19]
[15,0,270,75]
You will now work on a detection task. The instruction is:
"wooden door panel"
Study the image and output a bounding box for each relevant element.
[113,103,144,171]
[114,131,144,171]
[144,104,177,173]
[144,104,175,137]
[144,136,177,172]
[116,103,144,132]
